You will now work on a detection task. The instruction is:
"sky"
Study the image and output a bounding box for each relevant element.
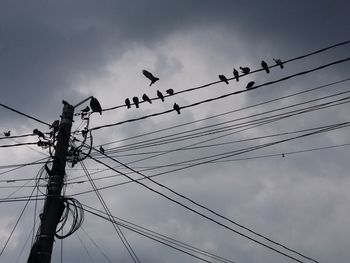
[0,0,350,262]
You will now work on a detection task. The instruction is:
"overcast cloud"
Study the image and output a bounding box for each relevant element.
[0,1,350,263]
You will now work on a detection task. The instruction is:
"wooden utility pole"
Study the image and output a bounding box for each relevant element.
[28,101,74,263]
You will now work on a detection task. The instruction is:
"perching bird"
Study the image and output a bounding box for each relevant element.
[90,97,102,115]
[261,60,270,73]
[33,129,45,139]
[142,93,152,104]
[81,106,90,113]
[142,69,159,86]
[240,66,250,74]
[219,75,229,84]
[157,90,164,102]
[273,58,284,69]
[245,81,255,90]
[233,68,239,82]
[3,131,10,137]
[132,96,140,108]
[166,89,174,95]
[173,103,180,114]
[50,120,60,133]
[99,145,105,154]
[125,98,131,109]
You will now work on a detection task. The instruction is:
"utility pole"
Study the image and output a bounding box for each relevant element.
[28,101,74,263]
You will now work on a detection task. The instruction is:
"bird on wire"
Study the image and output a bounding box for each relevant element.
[157,90,165,102]
[125,98,131,109]
[99,145,105,154]
[3,131,10,137]
[273,58,284,69]
[261,60,270,73]
[245,81,255,90]
[33,129,45,139]
[233,68,239,82]
[142,93,152,104]
[219,74,229,84]
[173,103,181,114]
[90,97,102,115]
[132,96,140,108]
[142,69,159,86]
[240,66,250,74]
[166,88,174,95]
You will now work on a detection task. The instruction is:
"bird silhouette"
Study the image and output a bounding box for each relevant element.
[233,68,239,82]
[173,103,181,114]
[166,89,174,95]
[240,67,250,74]
[273,58,284,69]
[33,129,45,139]
[81,106,90,112]
[90,97,102,115]
[125,98,131,109]
[132,96,140,108]
[245,81,255,90]
[142,69,159,86]
[50,120,60,133]
[157,90,164,102]
[3,131,10,137]
[219,75,229,84]
[261,60,270,73]
[142,93,152,104]
[99,145,105,154]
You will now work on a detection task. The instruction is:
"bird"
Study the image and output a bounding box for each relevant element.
[233,68,239,82]
[240,66,250,74]
[142,93,152,104]
[50,120,60,133]
[282,153,285,158]
[261,60,270,73]
[81,106,90,113]
[90,97,102,115]
[245,81,255,90]
[132,96,140,108]
[142,69,159,86]
[219,74,229,84]
[173,103,181,114]
[99,145,105,154]
[166,89,174,95]
[157,90,164,102]
[3,131,10,137]
[33,129,45,139]
[273,58,284,69]
[125,98,131,109]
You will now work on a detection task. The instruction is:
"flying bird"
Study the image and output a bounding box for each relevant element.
[99,145,105,154]
[81,106,90,113]
[157,90,164,102]
[173,103,181,114]
[219,75,229,84]
[273,58,284,69]
[142,69,159,86]
[90,97,102,115]
[240,66,250,74]
[142,93,152,104]
[233,68,239,82]
[3,131,10,137]
[50,120,60,133]
[166,89,174,95]
[245,81,255,90]
[132,96,140,108]
[125,98,131,109]
[33,129,45,139]
[261,60,270,73]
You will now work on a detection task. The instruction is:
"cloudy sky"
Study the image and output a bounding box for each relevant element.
[0,1,350,262]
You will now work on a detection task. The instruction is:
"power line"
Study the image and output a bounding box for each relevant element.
[90,57,350,132]
[0,102,50,127]
[101,40,350,111]
[0,142,38,148]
